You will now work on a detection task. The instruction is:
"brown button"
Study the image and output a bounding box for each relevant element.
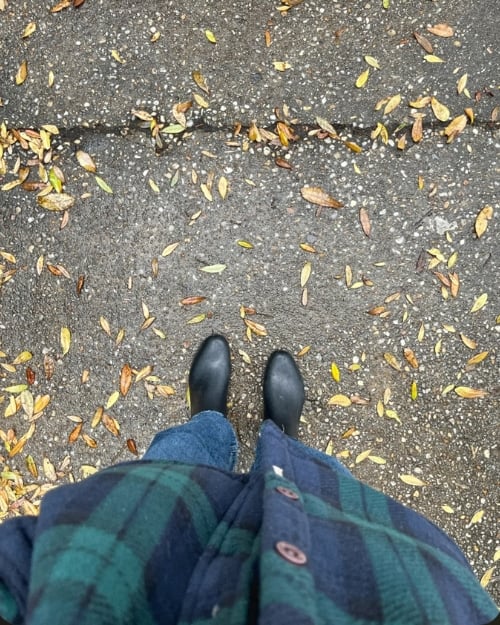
[275,486,299,500]
[275,541,307,565]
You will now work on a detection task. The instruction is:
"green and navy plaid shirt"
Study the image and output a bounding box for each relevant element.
[0,421,498,625]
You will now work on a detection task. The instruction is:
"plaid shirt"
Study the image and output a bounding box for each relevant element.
[0,421,497,625]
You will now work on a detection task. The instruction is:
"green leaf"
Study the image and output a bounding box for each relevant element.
[95,176,113,194]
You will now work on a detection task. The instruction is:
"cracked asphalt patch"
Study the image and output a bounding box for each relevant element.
[1,0,499,601]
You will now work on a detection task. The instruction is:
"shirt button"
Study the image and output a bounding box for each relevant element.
[275,486,299,500]
[275,541,307,565]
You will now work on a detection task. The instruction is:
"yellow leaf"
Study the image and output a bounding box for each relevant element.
[33,394,50,416]
[161,242,180,257]
[200,264,226,273]
[149,178,160,193]
[480,567,495,589]
[454,386,488,399]
[244,318,268,337]
[106,390,120,409]
[300,262,312,288]
[399,474,427,487]
[37,193,75,211]
[205,29,216,43]
[95,175,113,194]
[355,449,372,464]
[300,186,343,209]
[75,150,97,172]
[193,93,209,108]
[364,55,380,69]
[15,60,28,85]
[457,73,468,95]
[111,49,125,64]
[410,380,418,400]
[61,327,71,356]
[430,96,450,122]
[330,362,340,383]
[20,390,34,419]
[273,61,292,71]
[237,240,254,249]
[460,333,477,349]
[384,352,401,371]
[192,69,209,93]
[467,351,489,366]
[218,176,228,199]
[368,455,386,465]
[100,316,111,336]
[187,313,207,324]
[12,351,33,365]
[4,395,19,417]
[470,292,488,313]
[325,439,334,456]
[442,505,454,514]
[424,54,444,63]
[355,68,370,88]
[385,409,401,424]
[376,400,384,417]
[474,205,493,238]
[328,394,351,407]
[200,183,213,201]
[469,509,485,524]
[22,21,37,38]
[296,345,310,358]
[384,94,401,115]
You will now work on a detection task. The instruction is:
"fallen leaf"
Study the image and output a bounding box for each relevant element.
[205,29,216,43]
[384,352,402,371]
[424,54,444,63]
[399,474,427,487]
[457,73,468,95]
[355,68,370,88]
[61,327,71,356]
[474,205,493,238]
[187,313,207,324]
[470,293,488,313]
[467,351,489,366]
[430,97,450,122]
[95,175,113,194]
[403,348,419,369]
[161,242,179,257]
[127,438,139,455]
[218,176,228,199]
[454,386,488,399]
[330,362,340,383]
[300,186,343,209]
[481,567,495,589]
[364,55,380,69]
[37,193,75,211]
[413,31,433,53]
[200,263,226,273]
[22,22,37,38]
[384,94,401,115]
[244,318,267,336]
[100,316,111,336]
[120,364,132,396]
[300,262,312,288]
[355,449,372,463]
[359,208,371,237]
[15,60,28,85]
[273,61,291,71]
[192,69,209,93]
[427,23,454,37]
[328,394,351,407]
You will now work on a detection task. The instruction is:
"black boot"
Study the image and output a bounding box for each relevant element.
[263,350,305,437]
[188,335,231,416]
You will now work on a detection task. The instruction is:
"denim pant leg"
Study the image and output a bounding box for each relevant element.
[143,411,239,471]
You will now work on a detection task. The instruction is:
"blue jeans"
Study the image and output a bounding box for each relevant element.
[143,411,352,477]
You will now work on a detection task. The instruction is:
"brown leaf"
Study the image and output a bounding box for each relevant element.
[37,193,75,211]
[68,422,83,443]
[403,348,419,369]
[244,318,268,336]
[180,296,206,306]
[300,186,343,209]
[76,274,85,295]
[102,413,120,436]
[413,31,433,53]
[44,354,55,380]
[275,157,292,169]
[427,23,454,37]
[192,69,209,94]
[411,115,423,143]
[359,207,371,237]
[120,363,132,396]
[127,438,139,456]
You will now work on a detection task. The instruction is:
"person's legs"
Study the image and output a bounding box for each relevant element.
[143,410,239,471]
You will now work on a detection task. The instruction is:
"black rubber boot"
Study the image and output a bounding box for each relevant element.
[263,350,305,438]
[188,335,231,416]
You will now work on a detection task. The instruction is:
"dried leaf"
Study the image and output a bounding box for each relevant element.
[481,567,495,589]
[187,313,206,324]
[355,68,370,88]
[100,316,111,336]
[43,456,57,481]
[161,242,180,257]
[475,205,493,238]
[403,348,419,369]
[384,94,401,115]
[454,386,488,399]
[300,262,312,288]
[328,394,351,407]
[127,438,139,455]
[44,355,55,380]
[427,23,454,37]
[15,60,28,85]
[200,264,226,273]
[359,207,371,237]
[399,474,427,487]
[192,70,209,93]
[22,22,37,38]
[444,114,468,141]
[244,318,267,336]
[355,449,372,464]
[364,55,380,69]
[273,61,291,71]
[120,363,132,396]
[106,390,120,409]
[218,176,228,199]
[384,352,402,371]
[300,186,343,209]
[457,73,468,95]
[180,296,206,306]
[469,509,485,524]
[102,413,120,436]
[424,54,444,63]
[12,351,32,365]
[68,422,82,443]
[467,351,488,366]
[411,115,423,142]
[37,193,75,211]
[470,293,488,313]
[430,97,450,122]
[413,31,433,53]
[193,92,209,108]
[61,327,71,356]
